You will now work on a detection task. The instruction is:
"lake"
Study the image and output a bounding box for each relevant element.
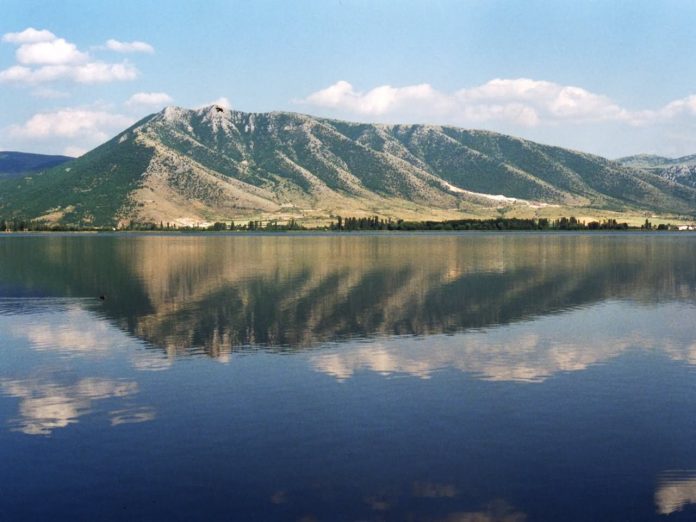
[2,232,696,521]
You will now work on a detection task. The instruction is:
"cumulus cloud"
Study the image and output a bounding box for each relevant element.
[105,38,154,54]
[661,95,696,118]
[16,38,88,65]
[198,96,232,109]
[0,27,140,84]
[73,61,137,83]
[0,62,137,84]
[2,27,56,44]
[10,108,134,141]
[301,78,696,129]
[125,91,173,107]
[305,80,453,118]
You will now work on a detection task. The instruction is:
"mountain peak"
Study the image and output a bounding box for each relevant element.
[2,108,696,226]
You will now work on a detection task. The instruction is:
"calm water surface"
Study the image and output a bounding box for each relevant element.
[1,232,696,521]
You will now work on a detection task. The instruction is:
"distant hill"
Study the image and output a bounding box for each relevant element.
[617,154,696,189]
[1,106,695,226]
[0,151,73,180]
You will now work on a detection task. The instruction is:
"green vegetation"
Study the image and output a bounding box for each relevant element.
[0,136,153,225]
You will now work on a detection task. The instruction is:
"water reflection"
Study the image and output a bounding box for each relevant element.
[656,471,696,515]
[1,234,695,357]
[2,303,131,354]
[0,377,138,435]
[432,501,526,522]
[2,234,696,519]
[0,299,156,435]
[310,301,696,382]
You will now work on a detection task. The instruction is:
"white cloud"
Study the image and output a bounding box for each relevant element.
[301,78,696,130]
[455,78,630,124]
[2,27,56,44]
[198,96,232,109]
[126,91,173,107]
[10,108,134,141]
[71,61,138,83]
[661,95,696,118]
[0,65,32,82]
[305,80,451,118]
[105,38,154,54]
[16,38,88,65]
[63,145,87,157]
[0,62,138,84]
[0,28,141,85]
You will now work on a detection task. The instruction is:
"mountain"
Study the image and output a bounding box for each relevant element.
[617,153,696,169]
[1,106,695,226]
[617,153,696,190]
[0,151,73,180]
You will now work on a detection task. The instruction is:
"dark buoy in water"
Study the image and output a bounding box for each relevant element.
[99,294,106,301]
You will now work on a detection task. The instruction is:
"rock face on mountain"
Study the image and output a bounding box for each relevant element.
[1,106,695,226]
[617,154,696,190]
[0,151,72,180]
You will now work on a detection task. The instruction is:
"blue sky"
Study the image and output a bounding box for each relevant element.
[2,0,696,157]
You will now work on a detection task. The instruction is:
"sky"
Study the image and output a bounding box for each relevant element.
[2,0,696,158]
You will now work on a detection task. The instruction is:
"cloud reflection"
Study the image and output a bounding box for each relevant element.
[109,406,156,426]
[0,301,175,373]
[311,302,696,383]
[434,500,526,522]
[0,377,138,435]
[656,471,696,515]
[1,302,130,354]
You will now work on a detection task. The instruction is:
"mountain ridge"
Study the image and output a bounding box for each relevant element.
[0,151,73,180]
[1,105,695,226]
[617,154,696,190]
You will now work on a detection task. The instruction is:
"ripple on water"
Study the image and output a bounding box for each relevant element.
[0,297,98,316]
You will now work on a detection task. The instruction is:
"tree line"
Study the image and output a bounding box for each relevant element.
[0,218,305,232]
[0,215,682,233]
[328,215,675,231]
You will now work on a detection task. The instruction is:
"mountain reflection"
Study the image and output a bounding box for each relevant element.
[1,234,695,358]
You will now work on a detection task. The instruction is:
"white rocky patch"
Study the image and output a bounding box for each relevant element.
[162,106,186,123]
[439,180,553,207]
